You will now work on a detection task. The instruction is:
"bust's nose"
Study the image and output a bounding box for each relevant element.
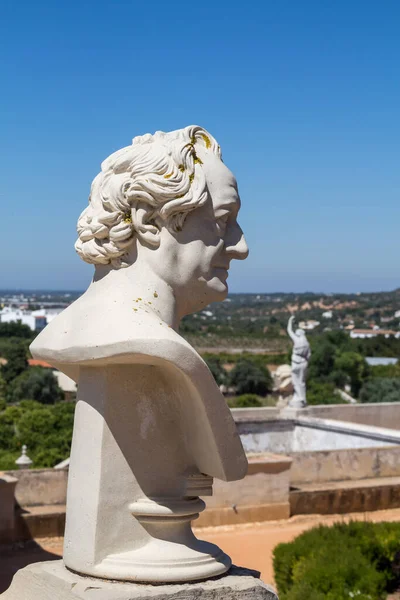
[225,223,249,260]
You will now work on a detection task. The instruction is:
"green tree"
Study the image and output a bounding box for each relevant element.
[7,367,63,404]
[0,372,6,411]
[204,356,227,386]
[1,342,28,384]
[0,321,34,339]
[333,352,368,397]
[229,358,273,396]
[0,401,75,469]
[307,341,336,381]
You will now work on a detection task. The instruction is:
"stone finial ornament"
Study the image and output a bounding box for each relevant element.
[30,126,249,583]
[15,445,32,469]
[287,315,311,408]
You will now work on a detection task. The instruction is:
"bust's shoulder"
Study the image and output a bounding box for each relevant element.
[30,291,202,380]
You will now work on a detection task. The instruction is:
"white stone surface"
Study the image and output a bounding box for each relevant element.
[287,316,311,408]
[2,561,278,600]
[237,417,400,454]
[30,126,249,584]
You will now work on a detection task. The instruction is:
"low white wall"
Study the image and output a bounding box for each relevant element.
[290,445,400,484]
[6,468,68,507]
[206,454,292,509]
[303,403,400,430]
[236,417,400,454]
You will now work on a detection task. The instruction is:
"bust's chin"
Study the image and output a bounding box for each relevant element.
[205,277,229,301]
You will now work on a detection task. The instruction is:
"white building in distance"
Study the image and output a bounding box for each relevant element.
[350,329,400,339]
[0,307,46,331]
[0,307,64,332]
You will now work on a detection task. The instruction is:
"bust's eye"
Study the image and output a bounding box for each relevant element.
[216,214,230,228]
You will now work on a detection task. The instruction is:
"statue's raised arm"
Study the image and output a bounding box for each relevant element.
[287,315,297,343]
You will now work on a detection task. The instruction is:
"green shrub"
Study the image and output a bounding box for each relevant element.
[0,401,75,469]
[273,521,400,600]
[306,381,342,406]
[360,378,400,403]
[228,394,263,408]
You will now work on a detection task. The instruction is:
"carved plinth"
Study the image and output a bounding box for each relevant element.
[2,561,279,599]
[95,496,230,582]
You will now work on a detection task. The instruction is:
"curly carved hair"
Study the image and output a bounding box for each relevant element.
[75,125,221,268]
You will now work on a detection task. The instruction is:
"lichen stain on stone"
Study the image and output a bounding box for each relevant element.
[201,134,211,148]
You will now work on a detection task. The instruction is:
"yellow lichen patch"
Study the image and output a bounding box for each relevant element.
[124,212,132,223]
[190,135,196,145]
[189,174,194,184]
[201,134,211,149]
[164,172,173,179]
[153,292,158,298]
[133,308,138,312]
[194,154,203,165]
[138,297,142,300]
[148,301,152,304]
[176,193,185,199]
[178,164,185,172]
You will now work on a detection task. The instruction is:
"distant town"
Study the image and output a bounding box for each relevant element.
[2,289,400,348]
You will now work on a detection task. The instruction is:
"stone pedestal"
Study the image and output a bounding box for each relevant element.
[1,561,278,599]
[59,364,241,583]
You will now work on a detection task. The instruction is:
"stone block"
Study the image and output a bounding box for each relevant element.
[2,560,278,599]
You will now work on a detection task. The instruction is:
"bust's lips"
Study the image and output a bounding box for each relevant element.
[212,266,229,279]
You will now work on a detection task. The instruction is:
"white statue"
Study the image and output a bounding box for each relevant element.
[287,315,311,408]
[30,126,249,583]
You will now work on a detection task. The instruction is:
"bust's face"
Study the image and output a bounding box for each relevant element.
[147,153,248,314]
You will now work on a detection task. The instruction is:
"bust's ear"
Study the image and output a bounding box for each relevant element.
[130,203,161,248]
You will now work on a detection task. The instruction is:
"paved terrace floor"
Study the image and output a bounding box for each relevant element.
[3,508,400,594]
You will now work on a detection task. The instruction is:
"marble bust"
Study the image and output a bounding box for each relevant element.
[31,126,249,583]
[287,315,311,408]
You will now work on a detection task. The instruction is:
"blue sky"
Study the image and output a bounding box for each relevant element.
[1,0,399,293]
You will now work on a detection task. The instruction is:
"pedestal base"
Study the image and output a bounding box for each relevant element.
[2,560,278,599]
